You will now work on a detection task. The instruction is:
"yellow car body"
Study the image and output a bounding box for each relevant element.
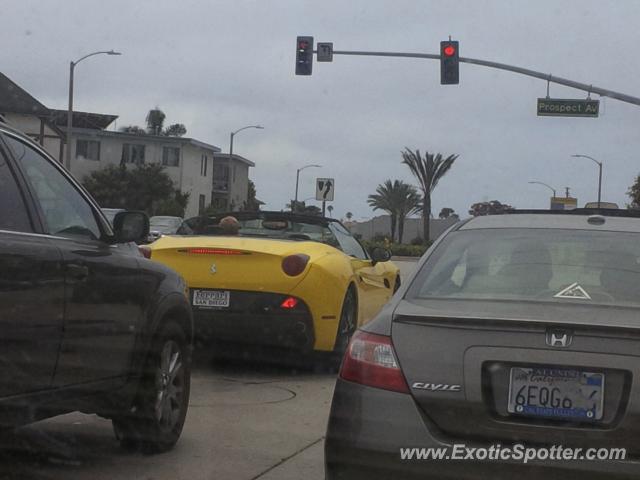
[148,214,399,352]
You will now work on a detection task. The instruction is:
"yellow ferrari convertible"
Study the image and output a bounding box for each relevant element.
[146,211,399,356]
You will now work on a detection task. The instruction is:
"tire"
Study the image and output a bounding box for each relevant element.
[332,287,358,361]
[113,321,191,454]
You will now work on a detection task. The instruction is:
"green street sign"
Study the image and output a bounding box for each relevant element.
[537,98,600,117]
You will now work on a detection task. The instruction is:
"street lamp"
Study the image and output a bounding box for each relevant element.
[66,50,121,169]
[571,154,603,208]
[528,181,557,198]
[229,125,264,160]
[294,164,321,210]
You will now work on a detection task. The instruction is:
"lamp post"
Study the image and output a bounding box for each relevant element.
[571,154,603,208]
[66,50,121,169]
[294,164,321,211]
[229,125,263,160]
[528,181,557,198]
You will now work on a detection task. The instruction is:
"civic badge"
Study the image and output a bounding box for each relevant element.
[210,263,217,274]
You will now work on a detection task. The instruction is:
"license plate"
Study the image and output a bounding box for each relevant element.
[507,367,604,421]
[192,289,230,308]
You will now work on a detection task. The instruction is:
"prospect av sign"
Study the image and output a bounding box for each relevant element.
[537,98,600,118]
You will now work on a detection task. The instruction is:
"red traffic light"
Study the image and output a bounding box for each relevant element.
[298,41,309,50]
[443,44,456,57]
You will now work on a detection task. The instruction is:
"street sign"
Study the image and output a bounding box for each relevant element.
[317,42,333,62]
[316,178,335,201]
[537,98,600,117]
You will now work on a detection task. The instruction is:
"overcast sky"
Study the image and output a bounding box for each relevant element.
[2,0,639,219]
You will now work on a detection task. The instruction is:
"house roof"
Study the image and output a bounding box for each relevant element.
[0,72,50,116]
[49,109,118,130]
[69,127,221,152]
[214,152,255,167]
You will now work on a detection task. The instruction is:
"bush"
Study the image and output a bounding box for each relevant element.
[360,239,431,258]
[410,236,424,245]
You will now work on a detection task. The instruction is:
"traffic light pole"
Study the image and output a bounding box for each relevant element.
[319,50,640,107]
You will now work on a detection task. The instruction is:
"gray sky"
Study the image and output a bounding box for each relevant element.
[2,0,639,220]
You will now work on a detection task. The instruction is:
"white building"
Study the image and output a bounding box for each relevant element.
[211,153,255,211]
[65,128,221,218]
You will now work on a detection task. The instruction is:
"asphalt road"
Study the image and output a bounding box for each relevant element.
[0,259,418,480]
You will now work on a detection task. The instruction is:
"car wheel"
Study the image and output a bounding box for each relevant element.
[113,321,191,454]
[332,287,358,360]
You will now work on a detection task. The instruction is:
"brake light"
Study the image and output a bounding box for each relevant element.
[339,331,409,393]
[138,245,152,259]
[182,248,246,255]
[280,297,299,309]
[282,254,310,276]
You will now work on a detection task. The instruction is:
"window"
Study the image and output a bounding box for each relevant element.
[76,139,101,161]
[212,164,229,191]
[121,143,145,165]
[201,154,208,176]
[330,222,368,259]
[5,136,101,240]
[162,146,180,167]
[198,194,206,213]
[0,143,32,232]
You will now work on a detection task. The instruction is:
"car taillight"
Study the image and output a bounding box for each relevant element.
[280,296,299,309]
[138,245,152,259]
[339,331,409,393]
[182,248,246,255]
[281,254,309,276]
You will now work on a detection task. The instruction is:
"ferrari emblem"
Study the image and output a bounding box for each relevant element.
[210,263,217,274]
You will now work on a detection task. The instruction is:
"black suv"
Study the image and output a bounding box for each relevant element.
[0,123,193,453]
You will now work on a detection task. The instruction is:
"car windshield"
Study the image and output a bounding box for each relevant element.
[150,216,181,228]
[408,228,640,307]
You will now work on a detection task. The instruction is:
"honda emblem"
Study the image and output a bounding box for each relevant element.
[546,329,572,348]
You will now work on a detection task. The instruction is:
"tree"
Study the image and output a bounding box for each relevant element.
[402,148,457,244]
[468,200,513,216]
[146,107,166,135]
[119,125,146,135]
[367,179,420,243]
[83,164,190,217]
[439,207,456,219]
[628,174,640,209]
[242,180,263,211]
[345,211,353,221]
[163,123,187,137]
[327,205,334,217]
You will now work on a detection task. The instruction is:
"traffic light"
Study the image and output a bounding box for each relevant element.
[295,36,314,76]
[440,40,459,85]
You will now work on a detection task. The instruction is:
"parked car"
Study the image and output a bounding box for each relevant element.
[147,211,399,360]
[326,209,640,479]
[148,215,184,242]
[0,123,193,453]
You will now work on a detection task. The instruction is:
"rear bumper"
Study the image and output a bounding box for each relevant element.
[191,290,315,350]
[325,378,640,480]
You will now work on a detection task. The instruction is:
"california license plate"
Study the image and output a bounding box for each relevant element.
[507,367,604,421]
[192,289,230,308]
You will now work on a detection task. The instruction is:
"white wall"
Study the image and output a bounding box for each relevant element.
[229,159,250,210]
[2,113,62,160]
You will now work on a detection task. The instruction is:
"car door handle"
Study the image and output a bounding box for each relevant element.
[66,264,89,280]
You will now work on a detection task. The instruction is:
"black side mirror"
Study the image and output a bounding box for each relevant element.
[370,246,392,265]
[113,211,150,243]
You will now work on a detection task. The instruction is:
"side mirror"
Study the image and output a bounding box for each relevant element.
[370,246,392,265]
[113,211,150,244]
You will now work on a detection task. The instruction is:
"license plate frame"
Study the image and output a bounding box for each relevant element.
[507,366,604,421]
[192,289,231,308]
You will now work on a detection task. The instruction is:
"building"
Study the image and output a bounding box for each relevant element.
[66,128,220,218]
[211,153,255,211]
[0,71,233,218]
[348,215,459,242]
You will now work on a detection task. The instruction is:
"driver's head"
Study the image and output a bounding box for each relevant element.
[219,216,240,235]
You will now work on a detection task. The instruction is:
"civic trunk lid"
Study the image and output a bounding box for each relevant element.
[149,235,329,293]
[391,298,640,452]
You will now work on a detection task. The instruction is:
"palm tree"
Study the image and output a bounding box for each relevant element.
[345,211,353,221]
[367,180,420,242]
[146,107,166,135]
[327,205,334,217]
[368,180,399,241]
[395,182,421,243]
[402,148,458,243]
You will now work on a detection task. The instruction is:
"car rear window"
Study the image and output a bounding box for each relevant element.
[407,228,640,307]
